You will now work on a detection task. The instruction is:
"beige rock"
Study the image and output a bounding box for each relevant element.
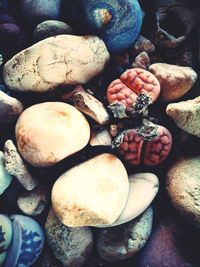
[52,153,129,227]
[166,96,200,137]
[73,91,110,125]
[149,63,197,102]
[15,102,90,167]
[90,129,112,147]
[3,35,110,92]
[166,156,200,227]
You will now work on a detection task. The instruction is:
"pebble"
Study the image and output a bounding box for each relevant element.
[132,35,155,55]
[45,208,93,267]
[17,185,48,216]
[65,0,142,53]
[166,155,200,228]
[0,90,23,123]
[132,51,150,69]
[15,102,90,167]
[73,91,110,125]
[97,207,153,262]
[52,153,129,227]
[90,129,112,147]
[4,140,38,190]
[20,0,63,29]
[0,151,12,195]
[33,20,74,42]
[3,35,110,93]
[149,63,197,102]
[166,96,200,138]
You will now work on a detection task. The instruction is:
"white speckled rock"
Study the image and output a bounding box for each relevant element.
[3,35,110,92]
[166,96,200,137]
[15,102,90,167]
[52,153,129,227]
[96,173,159,227]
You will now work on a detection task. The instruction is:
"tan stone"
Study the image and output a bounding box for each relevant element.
[166,96,200,137]
[52,153,129,227]
[149,63,197,102]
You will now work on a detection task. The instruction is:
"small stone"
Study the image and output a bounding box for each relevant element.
[0,215,12,266]
[33,20,74,42]
[15,102,90,167]
[3,35,110,93]
[97,173,159,227]
[132,35,155,55]
[52,153,129,227]
[97,207,153,262]
[17,184,48,216]
[61,85,86,103]
[45,208,93,267]
[166,96,200,137]
[73,91,110,125]
[0,90,23,123]
[0,151,12,195]
[132,51,150,69]
[4,140,38,191]
[166,155,200,228]
[90,129,112,146]
[149,63,197,102]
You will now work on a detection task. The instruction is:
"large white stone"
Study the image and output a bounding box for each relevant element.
[52,153,129,227]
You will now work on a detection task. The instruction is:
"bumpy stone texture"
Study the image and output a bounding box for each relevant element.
[45,208,93,267]
[0,90,23,123]
[149,63,197,102]
[118,126,172,166]
[3,35,110,93]
[4,140,38,190]
[15,102,90,167]
[166,156,200,228]
[166,96,200,138]
[33,20,73,42]
[107,68,160,110]
[52,153,129,227]
[20,0,62,29]
[97,207,153,262]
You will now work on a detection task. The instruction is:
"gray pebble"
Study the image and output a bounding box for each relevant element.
[45,208,93,267]
[97,206,153,262]
[132,51,150,69]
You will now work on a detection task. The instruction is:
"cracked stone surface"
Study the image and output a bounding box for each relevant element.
[3,35,110,93]
[166,96,200,138]
[97,207,153,262]
[166,156,200,228]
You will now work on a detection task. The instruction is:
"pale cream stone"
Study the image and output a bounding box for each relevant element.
[3,35,110,92]
[52,153,129,227]
[15,102,90,167]
[90,129,112,146]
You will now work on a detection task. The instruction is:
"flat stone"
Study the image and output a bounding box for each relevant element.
[3,35,110,93]
[73,91,110,125]
[149,63,197,102]
[45,208,93,267]
[0,151,12,195]
[166,155,200,228]
[166,96,200,137]
[0,90,23,123]
[97,207,153,262]
[90,129,112,147]
[4,140,38,190]
[52,153,129,227]
[97,173,159,227]
[15,102,90,167]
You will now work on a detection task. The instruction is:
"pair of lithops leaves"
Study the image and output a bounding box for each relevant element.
[0,214,44,267]
[107,68,172,166]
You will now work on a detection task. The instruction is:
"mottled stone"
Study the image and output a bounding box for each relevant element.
[52,153,129,227]
[4,140,38,190]
[73,91,110,125]
[97,207,153,262]
[33,20,73,42]
[132,35,155,55]
[17,185,48,216]
[166,96,200,137]
[45,208,93,267]
[90,129,112,147]
[149,63,197,102]
[166,156,200,228]
[0,90,23,123]
[0,151,12,195]
[0,215,12,266]
[3,35,110,93]
[132,51,150,69]
[15,102,90,167]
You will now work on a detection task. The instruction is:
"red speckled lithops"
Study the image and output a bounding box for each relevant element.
[118,125,172,166]
[107,68,160,109]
